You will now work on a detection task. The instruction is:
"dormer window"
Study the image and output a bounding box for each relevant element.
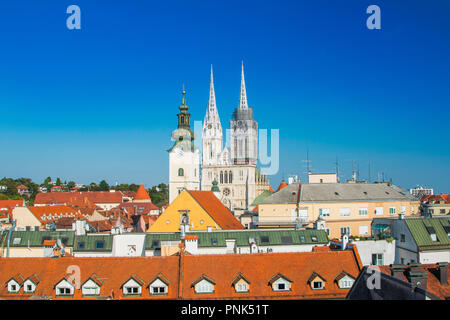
[24,274,40,294]
[81,274,102,296]
[148,273,170,296]
[55,276,75,297]
[122,274,144,296]
[268,273,292,292]
[426,226,437,242]
[307,272,326,290]
[335,271,356,289]
[232,273,250,293]
[192,275,216,294]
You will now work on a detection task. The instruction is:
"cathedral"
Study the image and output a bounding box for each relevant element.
[168,63,271,212]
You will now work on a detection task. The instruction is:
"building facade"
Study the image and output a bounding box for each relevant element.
[168,87,200,204]
[200,63,270,212]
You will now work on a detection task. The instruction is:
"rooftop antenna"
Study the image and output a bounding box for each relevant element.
[368,161,371,183]
[334,156,339,181]
[301,147,312,176]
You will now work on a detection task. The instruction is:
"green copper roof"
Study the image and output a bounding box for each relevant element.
[73,234,113,252]
[145,233,181,250]
[251,190,274,206]
[9,231,75,247]
[405,217,450,251]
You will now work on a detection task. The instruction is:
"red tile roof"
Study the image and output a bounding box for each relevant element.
[134,185,151,201]
[27,206,79,224]
[35,191,122,205]
[119,202,159,214]
[421,194,450,204]
[0,247,362,300]
[188,190,245,230]
[0,200,25,209]
[378,264,450,300]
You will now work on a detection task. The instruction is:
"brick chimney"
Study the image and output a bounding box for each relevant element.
[390,264,406,279]
[407,263,428,291]
[437,262,448,286]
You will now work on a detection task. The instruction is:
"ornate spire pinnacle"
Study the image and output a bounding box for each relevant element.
[181,84,186,107]
[205,65,220,123]
[239,61,248,110]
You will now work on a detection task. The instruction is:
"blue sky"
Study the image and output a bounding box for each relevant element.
[0,0,449,192]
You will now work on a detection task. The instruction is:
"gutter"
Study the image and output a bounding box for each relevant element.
[6,219,16,258]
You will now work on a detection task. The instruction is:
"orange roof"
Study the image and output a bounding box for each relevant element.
[421,194,450,204]
[134,185,151,201]
[188,190,245,230]
[0,248,362,300]
[16,185,28,190]
[35,191,122,205]
[0,200,25,209]
[378,264,450,300]
[276,180,288,192]
[27,206,78,223]
[269,185,275,192]
[42,240,57,246]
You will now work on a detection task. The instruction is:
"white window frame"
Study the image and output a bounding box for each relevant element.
[358,207,368,216]
[195,279,214,294]
[235,282,249,293]
[389,207,396,215]
[375,207,384,216]
[311,280,324,290]
[149,278,168,296]
[319,208,330,217]
[339,208,350,216]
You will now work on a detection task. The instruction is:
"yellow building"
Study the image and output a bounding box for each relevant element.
[148,190,244,233]
[257,182,420,239]
[420,194,450,216]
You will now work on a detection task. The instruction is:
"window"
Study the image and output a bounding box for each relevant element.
[339,278,354,289]
[229,171,233,183]
[401,206,406,214]
[152,286,166,294]
[311,236,318,242]
[220,171,223,184]
[444,226,450,239]
[78,242,85,249]
[281,236,292,244]
[95,241,104,249]
[319,208,330,217]
[126,287,139,294]
[9,283,18,293]
[178,168,184,176]
[235,282,249,293]
[359,225,369,235]
[312,281,323,290]
[57,287,72,296]
[211,238,218,246]
[372,253,384,265]
[195,280,214,293]
[300,236,305,242]
[440,209,446,214]
[277,283,286,290]
[375,207,384,216]
[400,234,406,242]
[359,208,368,216]
[339,208,350,216]
[260,236,270,245]
[389,207,396,215]
[426,226,437,242]
[340,227,350,236]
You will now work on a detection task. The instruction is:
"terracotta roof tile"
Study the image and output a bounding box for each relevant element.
[35,191,122,205]
[134,185,151,201]
[188,191,244,230]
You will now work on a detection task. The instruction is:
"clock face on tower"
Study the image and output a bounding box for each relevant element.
[208,124,212,129]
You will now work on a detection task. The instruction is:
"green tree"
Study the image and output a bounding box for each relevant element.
[99,180,110,191]
[56,178,61,186]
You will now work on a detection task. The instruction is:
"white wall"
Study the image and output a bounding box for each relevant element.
[112,234,146,257]
[420,250,450,264]
[352,240,396,266]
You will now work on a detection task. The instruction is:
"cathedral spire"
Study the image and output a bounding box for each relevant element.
[206,65,219,120]
[239,61,248,110]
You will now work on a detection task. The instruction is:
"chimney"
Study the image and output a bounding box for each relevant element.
[437,262,448,286]
[391,264,406,280]
[407,263,428,291]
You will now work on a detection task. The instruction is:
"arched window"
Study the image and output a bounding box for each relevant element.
[220,171,223,184]
[178,168,184,176]
[229,171,233,183]
[224,171,228,183]
[181,116,185,124]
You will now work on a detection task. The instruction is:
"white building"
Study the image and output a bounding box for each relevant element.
[200,63,270,212]
[168,87,200,204]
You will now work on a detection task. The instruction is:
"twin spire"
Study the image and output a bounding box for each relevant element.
[206,61,249,122]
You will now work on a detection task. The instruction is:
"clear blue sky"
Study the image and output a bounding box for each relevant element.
[0,0,449,192]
